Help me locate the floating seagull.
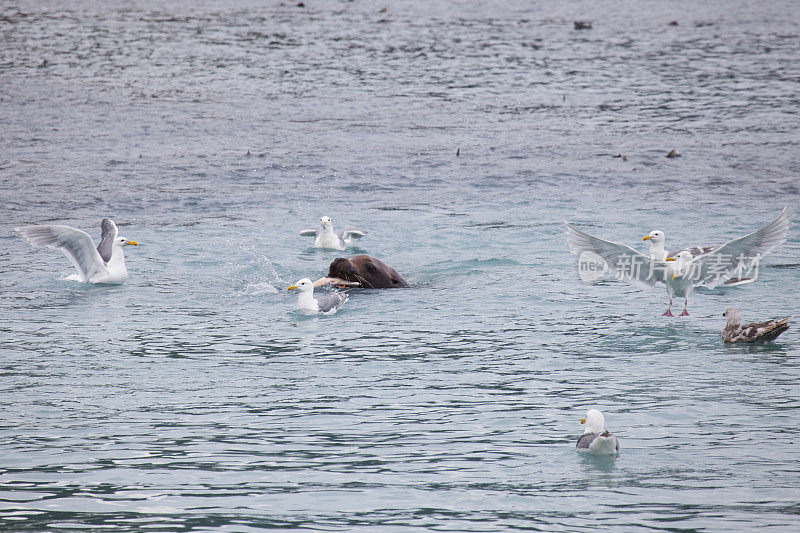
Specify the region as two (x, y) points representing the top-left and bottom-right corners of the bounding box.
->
(642, 230), (750, 286)
(14, 218), (138, 284)
(564, 207), (791, 315)
(576, 409), (619, 455)
(287, 278), (348, 314)
(299, 216), (368, 250)
(722, 308), (790, 343)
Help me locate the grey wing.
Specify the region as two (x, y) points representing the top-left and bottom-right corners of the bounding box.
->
(299, 228), (319, 237)
(14, 224), (105, 281)
(691, 207), (792, 289)
(576, 433), (597, 449)
(96, 218), (118, 263)
(667, 245), (716, 258)
(314, 292), (349, 313)
(564, 221), (666, 286)
(338, 228), (368, 240)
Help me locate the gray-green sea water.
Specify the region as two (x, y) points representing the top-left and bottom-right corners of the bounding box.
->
(2, 1), (799, 530)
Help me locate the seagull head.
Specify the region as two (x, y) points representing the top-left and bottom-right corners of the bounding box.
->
(287, 278), (314, 293)
(116, 236), (138, 247)
(722, 307), (741, 325)
(320, 216), (332, 229)
(642, 230), (665, 245)
(581, 409), (606, 434)
(666, 251), (693, 279)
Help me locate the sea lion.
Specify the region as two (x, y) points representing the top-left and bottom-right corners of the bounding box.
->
(314, 255), (409, 289)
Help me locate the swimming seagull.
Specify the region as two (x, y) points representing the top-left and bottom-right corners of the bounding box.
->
(287, 278), (349, 314)
(14, 218), (138, 284)
(576, 409), (619, 455)
(564, 207), (792, 316)
(299, 216), (368, 250)
(642, 230), (749, 286)
(722, 308), (790, 343)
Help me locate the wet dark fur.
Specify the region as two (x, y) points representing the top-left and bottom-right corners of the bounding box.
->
(327, 255), (409, 289)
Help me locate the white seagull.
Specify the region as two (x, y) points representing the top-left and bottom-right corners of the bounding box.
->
(642, 229), (749, 286)
(299, 216), (368, 250)
(576, 409), (619, 456)
(287, 278), (349, 314)
(15, 218), (138, 284)
(642, 229), (715, 261)
(662, 251), (694, 316)
(564, 207), (791, 316)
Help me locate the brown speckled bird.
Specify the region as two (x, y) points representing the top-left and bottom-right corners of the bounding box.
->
(722, 308), (790, 343)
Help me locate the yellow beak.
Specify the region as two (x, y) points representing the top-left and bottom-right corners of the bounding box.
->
(125, 240), (138, 246)
(580, 418), (586, 424)
(665, 257), (675, 261)
(287, 285), (297, 291)
(642, 235), (651, 241)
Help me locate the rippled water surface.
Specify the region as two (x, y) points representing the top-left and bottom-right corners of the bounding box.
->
(2, 0), (800, 530)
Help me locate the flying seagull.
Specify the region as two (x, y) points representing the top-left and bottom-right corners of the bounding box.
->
(564, 207), (791, 316)
(642, 229), (749, 286)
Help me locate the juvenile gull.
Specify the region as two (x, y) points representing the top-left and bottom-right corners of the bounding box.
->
(300, 216), (368, 250)
(564, 207), (792, 316)
(14, 218), (138, 284)
(576, 409), (619, 456)
(287, 278), (348, 314)
(722, 308), (790, 343)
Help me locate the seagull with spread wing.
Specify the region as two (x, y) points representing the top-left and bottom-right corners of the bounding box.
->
(299, 216), (368, 250)
(15, 218), (139, 284)
(641, 229), (751, 286)
(564, 207), (791, 316)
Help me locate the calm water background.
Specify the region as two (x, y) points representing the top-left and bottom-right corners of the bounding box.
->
(2, 0), (800, 530)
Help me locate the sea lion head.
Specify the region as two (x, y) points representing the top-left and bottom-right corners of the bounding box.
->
(327, 255), (409, 289)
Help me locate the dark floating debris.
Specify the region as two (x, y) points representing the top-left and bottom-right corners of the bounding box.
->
(574, 21), (592, 30)
(456, 147), (460, 157)
(379, 7), (387, 13)
(613, 154), (628, 161)
(666, 149), (680, 158)
(297, 2), (305, 7)
(694, 21), (714, 27)
(668, 20), (679, 26)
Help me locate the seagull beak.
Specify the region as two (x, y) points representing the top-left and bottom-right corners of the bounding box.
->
(124, 240), (138, 246)
(287, 285), (297, 291)
(580, 418), (586, 424)
(665, 257), (675, 261)
(642, 235), (651, 241)
(672, 273), (676, 280)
